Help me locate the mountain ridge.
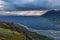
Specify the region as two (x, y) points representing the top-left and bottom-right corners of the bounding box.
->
(41, 10), (60, 25)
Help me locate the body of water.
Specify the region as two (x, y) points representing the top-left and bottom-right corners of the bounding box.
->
(0, 16), (59, 30)
(0, 16), (60, 40)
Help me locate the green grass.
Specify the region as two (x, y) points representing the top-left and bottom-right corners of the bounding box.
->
(0, 21), (53, 40)
(0, 28), (26, 40)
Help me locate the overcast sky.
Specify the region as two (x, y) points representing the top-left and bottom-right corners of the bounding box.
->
(0, 0), (60, 10)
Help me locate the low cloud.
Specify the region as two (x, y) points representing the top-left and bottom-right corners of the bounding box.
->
(0, 10), (47, 16)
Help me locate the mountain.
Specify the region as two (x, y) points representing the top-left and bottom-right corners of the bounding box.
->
(41, 10), (60, 25)
(42, 10), (60, 17)
(0, 21), (53, 40)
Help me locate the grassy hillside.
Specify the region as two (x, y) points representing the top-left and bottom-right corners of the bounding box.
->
(0, 21), (53, 40)
(0, 28), (26, 40)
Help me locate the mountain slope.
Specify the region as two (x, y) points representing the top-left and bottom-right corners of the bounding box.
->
(0, 28), (26, 40)
(0, 21), (53, 40)
(41, 10), (60, 25)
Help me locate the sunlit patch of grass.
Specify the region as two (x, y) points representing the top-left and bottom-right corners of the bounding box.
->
(0, 28), (26, 40)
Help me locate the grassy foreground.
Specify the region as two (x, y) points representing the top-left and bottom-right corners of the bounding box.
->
(0, 21), (53, 40)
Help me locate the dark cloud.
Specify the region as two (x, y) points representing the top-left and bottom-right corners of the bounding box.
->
(0, 0), (60, 11)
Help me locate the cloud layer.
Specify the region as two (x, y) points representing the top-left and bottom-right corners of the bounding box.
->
(0, 10), (47, 16)
(48, 0), (60, 9)
(0, 0), (60, 11)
